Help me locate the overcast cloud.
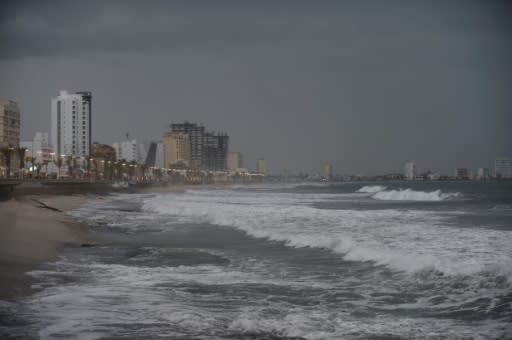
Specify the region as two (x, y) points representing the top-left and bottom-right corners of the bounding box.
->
(0, 0), (510, 174)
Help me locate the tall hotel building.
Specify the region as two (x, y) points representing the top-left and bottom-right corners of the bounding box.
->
(0, 100), (20, 148)
(162, 131), (191, 168)
(170, 122), (205, 168)
(51, 90), (92, 157)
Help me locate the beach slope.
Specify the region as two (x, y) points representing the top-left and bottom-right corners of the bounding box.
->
(0, 195), (89, 300)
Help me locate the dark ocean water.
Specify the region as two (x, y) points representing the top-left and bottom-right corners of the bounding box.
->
(1, 181), (512, 339)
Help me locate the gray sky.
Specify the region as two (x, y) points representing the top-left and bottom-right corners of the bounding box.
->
(0, 0), (510, 174)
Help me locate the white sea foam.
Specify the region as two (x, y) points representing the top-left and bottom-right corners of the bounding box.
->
(25, 257), (511, 340)
(228, 306), (511, 340)
(372, 188), (460, 201)
(356, 185), (387, 193)
(10, 187), (511, 340)
(140, 190), (511, 278)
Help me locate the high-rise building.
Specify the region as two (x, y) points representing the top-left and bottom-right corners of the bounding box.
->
(227, 152), (243, 171)
(162, 131), (191, 168)
(112, 139), (140, 162)
(256, 158), (267, 174)
(170, 122), (205, 168)
(0, 100), (21, 176)
(495, 158), (512, 179)
(0, 100), (20, 148)
(51, 90), (92, 157)
(321, 160), (332, 179)
(170, 122), (229, 170)
(20, 132), (53, 164)
(202, 132), (229, 171)
(404, 162), (416, 180)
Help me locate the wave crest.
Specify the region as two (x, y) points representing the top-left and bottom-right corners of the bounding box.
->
(372, 189), (460, 201)
(356, 185), (387, 193)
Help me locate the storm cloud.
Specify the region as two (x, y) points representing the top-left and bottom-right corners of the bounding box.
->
(1, 0), (511, 174)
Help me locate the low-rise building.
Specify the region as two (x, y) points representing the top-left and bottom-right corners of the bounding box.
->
(256, 158), (267, 175)
(321, 161), (332, 180)
(455, 167), (469, 180)
(20, 132), (53, 165)
(227, 152), (243, 171)
(476, 168), (490, 180)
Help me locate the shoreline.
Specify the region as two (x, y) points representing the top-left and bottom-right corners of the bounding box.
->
(0, 193), (92, 301)
(0, 182), (231, 302)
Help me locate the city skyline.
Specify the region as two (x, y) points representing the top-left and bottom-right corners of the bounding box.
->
(1, 1), (511, 174)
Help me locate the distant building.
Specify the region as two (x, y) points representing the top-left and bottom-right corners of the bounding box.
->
(91, 143), (116, 162)
(404, 162), (416, 180)
(0, 100), (20, 148)
(20, 132), (53, 164)
(495, 158), (512, 179)
(90, 143), (116, 174)
(227, 152), (243, 171)
(426, 172), (440, 181)
(476, 168), (490, 180)
(170, 122), (229, 170)
(321, 161), (332, 180)
(256, 158), (267, 174)
(51, 90), (92, 157)
(170, 122), (205, 168)
(155, 142), (165, 168)
(137, 143), (148, 164)
(202, 132), (229, 171)
(112, 139), (140, 163)
(455, 168), (469, 180)
(0, 100), (21, 176)
(162, 131), (191, 168)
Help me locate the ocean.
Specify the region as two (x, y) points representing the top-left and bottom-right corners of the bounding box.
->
(2, 181), (512, 339)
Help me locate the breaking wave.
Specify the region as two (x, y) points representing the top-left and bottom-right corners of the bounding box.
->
(372, 188), (460, 201)
(140, 190), (509, 279)
(356, 185), (387, 193)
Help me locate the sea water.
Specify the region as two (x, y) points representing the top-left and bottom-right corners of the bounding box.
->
(2, 181), (511, 339)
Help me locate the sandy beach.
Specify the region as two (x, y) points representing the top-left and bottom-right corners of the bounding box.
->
(0, 193), (91, 300)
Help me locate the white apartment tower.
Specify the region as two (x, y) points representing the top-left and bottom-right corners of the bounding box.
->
(51, 90), (92, 157)
(112, 139), (139, 163)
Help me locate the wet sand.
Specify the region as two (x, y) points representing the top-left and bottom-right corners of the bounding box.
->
(0, 194), (91, 300)
(0, 182), (227, 301)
